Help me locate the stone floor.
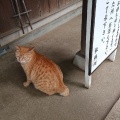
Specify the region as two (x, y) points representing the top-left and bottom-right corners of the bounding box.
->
(0, 15), (120, 120)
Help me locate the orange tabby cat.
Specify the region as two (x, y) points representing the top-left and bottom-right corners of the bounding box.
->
(15, 46), (69, 96)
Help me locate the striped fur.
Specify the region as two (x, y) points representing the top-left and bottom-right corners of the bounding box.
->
(15, 46), (69, 96)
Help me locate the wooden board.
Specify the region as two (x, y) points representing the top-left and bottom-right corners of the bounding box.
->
(89, 0), (120, 75)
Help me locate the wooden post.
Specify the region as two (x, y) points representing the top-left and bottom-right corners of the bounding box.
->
(73, 0), (87, 71)
(73, 0), (120, 88)
(84, 0), (93, 88)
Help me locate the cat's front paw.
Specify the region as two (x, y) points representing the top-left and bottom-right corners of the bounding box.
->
(23, 82), (29, 87)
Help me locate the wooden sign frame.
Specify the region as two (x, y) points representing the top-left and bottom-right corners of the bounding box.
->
(84, 0), (120, 88)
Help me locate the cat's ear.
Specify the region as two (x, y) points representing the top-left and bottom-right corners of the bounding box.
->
(28, 47), (35, 53)
(16, 45), (20, 50)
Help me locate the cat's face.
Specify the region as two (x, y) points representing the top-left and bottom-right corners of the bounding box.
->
(15, 46), (34, 64)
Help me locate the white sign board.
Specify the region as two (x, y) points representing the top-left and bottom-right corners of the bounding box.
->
(90, 0), (120, 74)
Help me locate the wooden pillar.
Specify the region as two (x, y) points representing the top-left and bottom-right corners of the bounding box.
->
(73, 0), (88, 70)
(80, 0), (87, 56)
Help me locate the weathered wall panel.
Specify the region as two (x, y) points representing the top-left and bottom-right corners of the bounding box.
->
(0, 0), (80, 38)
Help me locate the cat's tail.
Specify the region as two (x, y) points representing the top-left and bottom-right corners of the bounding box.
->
(59, 86), (69, 97)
